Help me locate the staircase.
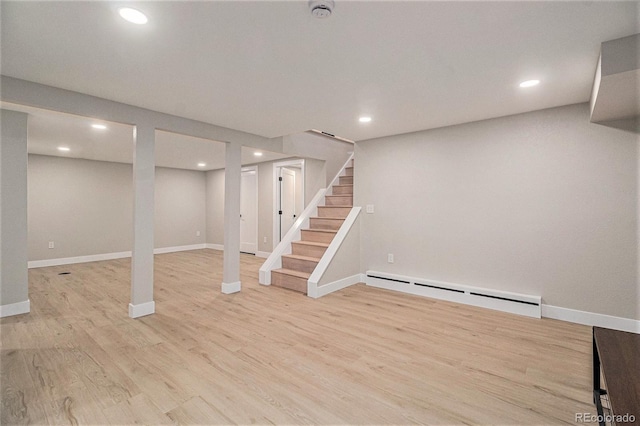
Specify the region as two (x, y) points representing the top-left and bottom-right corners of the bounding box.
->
(271, 159), (354, 293)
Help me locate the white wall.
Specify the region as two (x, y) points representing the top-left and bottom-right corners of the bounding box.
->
(356, 103), (639, 320)
(154, 167), (206, 248)
(28, 155), (207, 261)
(1, 110), (29, 311)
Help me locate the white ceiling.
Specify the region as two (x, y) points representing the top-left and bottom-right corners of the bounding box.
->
(2, 102), (290, 170)
(1, 2), (638, 141)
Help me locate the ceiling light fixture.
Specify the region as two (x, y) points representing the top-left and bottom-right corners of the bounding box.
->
(359, 116), (372, 123)
(91, 124), (107, 130)
(119, 7), (148, 25)
(254, 152), (263, 157)
(519, 79), (540, 88)
(197, 163), (206, 167)
(57, 147), (70, 152)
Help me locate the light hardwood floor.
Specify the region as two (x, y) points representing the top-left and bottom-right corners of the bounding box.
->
(2, 249), (596, 425)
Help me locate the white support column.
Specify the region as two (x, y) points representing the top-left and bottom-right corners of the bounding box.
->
(0, 110), (30, 318)
(130, 124), (155, 318)
(222, 142), (242, 294)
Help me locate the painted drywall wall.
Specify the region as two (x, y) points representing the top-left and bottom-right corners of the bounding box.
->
(205, 168), (225, 247)
(28, 155), (207, 261)
(356, 103), (639, 320)
(1, 110), (29, 308)
(282, 132), (351, 186)
(154, 167), (206, 248)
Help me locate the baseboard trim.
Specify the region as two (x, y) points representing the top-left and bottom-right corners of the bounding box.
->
(222, 281), (241, 294)
(542, 304), (640, 334)
(0, 299), (30, 318)
(255, 251), (271, 259)
(129, 301), (155, 318)
(29, 251), (132, 268)
(154, 244), (206, 254)
(206, 244), (224, 251)
(308, 273), (364, 298)
(28, 244), (208, 268)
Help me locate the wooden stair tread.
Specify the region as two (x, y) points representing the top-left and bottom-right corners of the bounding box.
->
(293, 240), (330, 247)
(301, 229), (337, 234)
(333, 184), (353, 187)
(320, 205), (352, 209)
(311, 216), (345, 220)
(282, 254), (321, 262)
(273, 268), (311, 279)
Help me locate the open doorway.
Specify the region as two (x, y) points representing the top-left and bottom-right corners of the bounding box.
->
(273, 159), (305, 247)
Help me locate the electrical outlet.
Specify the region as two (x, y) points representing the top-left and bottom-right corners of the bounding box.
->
(48, 241), (55, 249)
(196, 230), (201, 237)
(388, 253), (394, 263)
(366, 204), (374, 214)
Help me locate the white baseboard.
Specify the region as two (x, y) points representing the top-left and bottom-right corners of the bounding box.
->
(154, 244), (206, 254)
(0, 299), (30, 318)
(255, 251), (271, 259)
(206, 243), (224, 251)
(129, 301), (155, 318)
(28, 244), (209, 268)
(308, 273), (364, 298)
(542, 304), (640, 334)
(222, 281), (241, 294)
(29, 251), (132, 268)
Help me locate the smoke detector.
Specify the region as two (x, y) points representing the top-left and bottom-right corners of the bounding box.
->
(309, 0), (334, 18)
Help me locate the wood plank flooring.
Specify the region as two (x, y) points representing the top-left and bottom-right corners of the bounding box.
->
(2, 249), (596, 424)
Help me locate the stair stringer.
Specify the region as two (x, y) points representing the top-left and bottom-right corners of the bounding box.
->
(307, 207), (362, 298)
(259, 152), (355, 286)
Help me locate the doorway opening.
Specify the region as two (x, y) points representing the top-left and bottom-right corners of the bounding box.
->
(273, 159), (305, 249)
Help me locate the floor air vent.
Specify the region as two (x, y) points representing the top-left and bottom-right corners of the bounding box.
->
(365, 270), (541, 318)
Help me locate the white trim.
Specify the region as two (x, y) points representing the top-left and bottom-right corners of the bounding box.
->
(542, 304), (640, 334)
(273, 158), (305, 250)
(128, 301), (155, 318)
(28, 244), (209, 268)
(365, 271), (541, 318)
(221, 281), (241, 294)
(255, 251), (271, 259)
(154, 244), (206, 254)
(0, 299), (30, 318)
(307, 207), (362, 297)
(29, 251), (132, 268)
(308, 274), (364, 299)
(205, 243), (224, 251)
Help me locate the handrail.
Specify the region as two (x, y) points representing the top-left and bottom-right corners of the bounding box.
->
(259, 152), (354, 285)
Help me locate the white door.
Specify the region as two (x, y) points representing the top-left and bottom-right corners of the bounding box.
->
(279, 168), (296, 241)
(240, 170), (257, 254)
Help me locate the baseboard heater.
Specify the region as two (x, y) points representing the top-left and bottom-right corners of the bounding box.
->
(365, 270), (541, 318)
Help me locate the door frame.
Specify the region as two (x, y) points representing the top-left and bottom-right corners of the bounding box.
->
(272, 159), (305, 250)
(240, 166), (258, 254)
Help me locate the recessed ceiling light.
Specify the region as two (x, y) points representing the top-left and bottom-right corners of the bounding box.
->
(359, 116), (372, 123)
(57, 147), (70, 152)
(519, 80), (540, 88)
(91, 124), (107, 130)
(197, 163), (206, 167)
(254, 152), (263, 157)
(119, 7), (148, 25)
